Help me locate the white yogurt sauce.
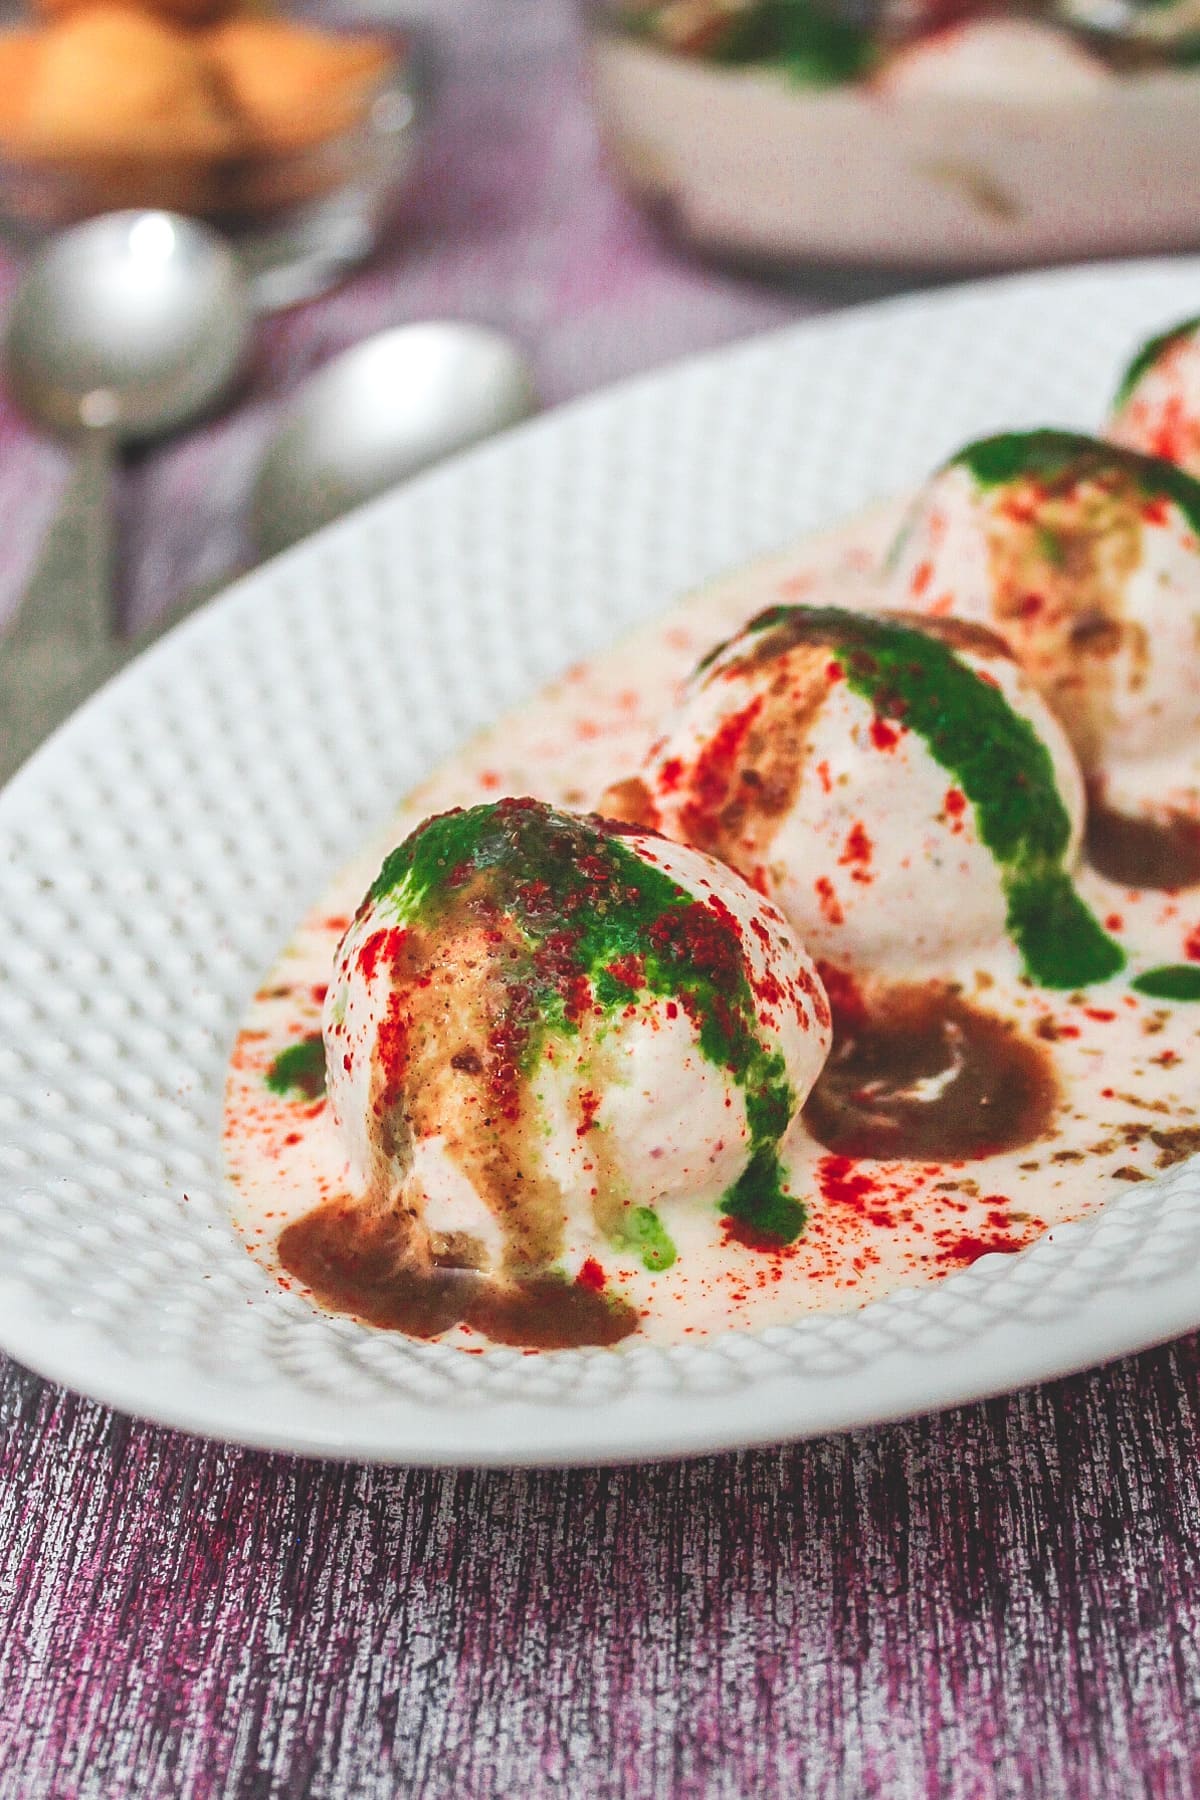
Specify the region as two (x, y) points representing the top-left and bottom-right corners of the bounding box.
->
(224, 501), (1200, 1349)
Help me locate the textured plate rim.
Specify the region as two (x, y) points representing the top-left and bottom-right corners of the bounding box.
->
(2, 255), (1200, 1465)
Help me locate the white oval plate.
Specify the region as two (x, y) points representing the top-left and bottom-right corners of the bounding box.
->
(5, 260), (1200, 1467)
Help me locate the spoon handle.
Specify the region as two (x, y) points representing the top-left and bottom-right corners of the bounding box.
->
(0, 568), (231, 789)
(7, 428), (113, 654)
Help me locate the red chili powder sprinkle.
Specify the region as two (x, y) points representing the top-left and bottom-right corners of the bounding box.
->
(934, 1232), (1024, 1268)
(845, 820), (874, 867)
(577, 1091), (602, 1137)
(678, 696), (765, 841)
(356, 926), (407, 986)
(1145, 395), (1186, 463)
(1105, 913), (1124, 932)
(817, 1154), (873, 1211)
(826, 660), (845, 683)
(704, 892), (745, 946)
(1184, 925), (1200, 962)
(577, 1258), (606, 1292)
(720, 1216), (797, 1257)
(658, 757), (684, 793)
(605, 954), (645, 990)
(816, 759), (833, 794)
(1084, 1008), (1116, 1023)
(690, 697), (763, 806)
(816, 1154), (905, 1230)
(754, 969), (784, 1011)
(869, 717), (900, 752)
(1000, 490), (1040, 526)
(375, 991), (410, 1109)
(910, 559), (933, 597)
(814, 877), (844, 926)
(944, 788), (966, 819)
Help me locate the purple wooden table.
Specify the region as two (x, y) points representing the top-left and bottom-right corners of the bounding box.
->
(3, 3), (1200, 1794)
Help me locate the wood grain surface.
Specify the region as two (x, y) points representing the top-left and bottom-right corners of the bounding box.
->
(3, 0), (1199, 1794)
(3, 1339), (1200, 1798)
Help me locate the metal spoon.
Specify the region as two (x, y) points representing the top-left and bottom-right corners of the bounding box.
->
(251, 322), (537, 559)
(0, 314), (534, 785)
(4, 210), (252, 653)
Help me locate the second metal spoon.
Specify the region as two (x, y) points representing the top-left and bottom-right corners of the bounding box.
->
(5, 210), (252, 653)
(0, 314), (535, 785)
(251, 322), (537, 559)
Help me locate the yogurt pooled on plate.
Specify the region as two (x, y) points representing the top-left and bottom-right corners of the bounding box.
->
(291, 798), (831, 1344)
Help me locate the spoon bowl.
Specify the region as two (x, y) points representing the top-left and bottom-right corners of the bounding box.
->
(252, 322), (536, 558)
(6, 209), (251, 444)
(3, 209), (252, 651)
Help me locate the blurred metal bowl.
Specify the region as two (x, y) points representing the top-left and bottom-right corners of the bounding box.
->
(0, 20), (426, 312)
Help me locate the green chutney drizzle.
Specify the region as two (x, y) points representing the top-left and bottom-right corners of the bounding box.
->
(1112, 316), (1200, 409)
(952, 429), (1200, 541)
(618, 1206), (679, 1272)
(627, 0), (878, 87)
(1131, 965), (1200, 1001)
(265, 1034), (326, 1100)
(710, 0), (877, 87)
(736, 605), (1125, 989)
(721, 1144), (806, 1241)
(365, 799), (804, 1240)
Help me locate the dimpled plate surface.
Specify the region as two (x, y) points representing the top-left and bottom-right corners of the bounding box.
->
(5, 261), (1200, 1466)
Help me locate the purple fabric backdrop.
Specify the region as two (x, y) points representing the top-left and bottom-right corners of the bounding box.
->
(2, 1), (1200, 1794)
